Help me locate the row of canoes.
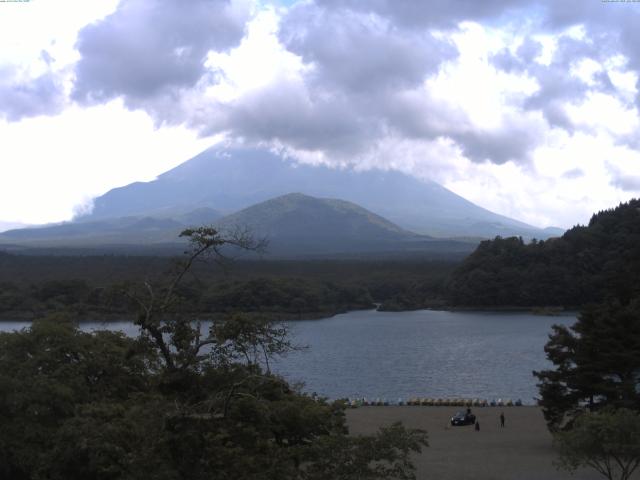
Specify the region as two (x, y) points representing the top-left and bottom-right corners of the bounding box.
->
(343, 397), (524, 407)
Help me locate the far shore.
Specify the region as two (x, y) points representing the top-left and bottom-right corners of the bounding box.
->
(0, 305), (579, 323)
(347, 406), (614, 480)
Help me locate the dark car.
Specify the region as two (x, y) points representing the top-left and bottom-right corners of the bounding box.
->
(450, 410), (476, 426)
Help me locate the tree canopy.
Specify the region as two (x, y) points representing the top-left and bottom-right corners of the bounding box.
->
(448, 199), (640, 307)
(554, 408), (640, 480)
(534, 298), (640, 430)
(0, 227), (428, 480)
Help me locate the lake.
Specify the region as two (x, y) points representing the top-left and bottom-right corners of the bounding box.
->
(0, 309), (575, 404)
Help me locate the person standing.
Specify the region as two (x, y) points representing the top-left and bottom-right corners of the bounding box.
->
(475, 420), (480, 431)
(500, 411), (505, 428)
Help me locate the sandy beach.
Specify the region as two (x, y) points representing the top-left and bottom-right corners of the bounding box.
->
(347, 406), (635, 480)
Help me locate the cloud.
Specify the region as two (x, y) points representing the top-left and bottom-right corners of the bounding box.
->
(72, 0), (250, 107)
(211, 79), (378, 155)
(60, 0), (640, 206)
(0, 67), (65, 121)
(63, 0), (640, 172)
(492, 31), (625, 130)
(312, 0), (527, 29)
(612, 173), (640, 192)
(562, 168), (583, 179)
(279, 3), (454, 93)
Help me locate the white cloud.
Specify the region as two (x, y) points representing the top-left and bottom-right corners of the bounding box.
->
(2, 0), (640, 231)
(0, 101), (213, 224)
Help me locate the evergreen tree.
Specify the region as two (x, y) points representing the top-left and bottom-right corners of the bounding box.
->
(534, 299), (640, 430)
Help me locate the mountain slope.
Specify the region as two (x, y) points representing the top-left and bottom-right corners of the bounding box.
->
(215, 193), (422, 255)
(0, 194), (476, 258)
(0, 221), (28, 233)
(81, 147), (557, 239)
(0, 208), (221, 247)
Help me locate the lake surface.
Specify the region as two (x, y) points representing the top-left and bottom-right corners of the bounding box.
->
(0, 309), (575, 404)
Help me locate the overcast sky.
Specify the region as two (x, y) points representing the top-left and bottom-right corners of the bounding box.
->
(1, 0), (640, 229)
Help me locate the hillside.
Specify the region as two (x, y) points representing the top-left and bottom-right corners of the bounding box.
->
(447, 199), (640, 307)
(0, 208), (221, 248)
(0, 193), (476, 258)
(79, 147), (559, 239)
(215, 193), (422, 255)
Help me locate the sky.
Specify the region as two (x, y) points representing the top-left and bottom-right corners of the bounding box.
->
(1, 0), (640, 230)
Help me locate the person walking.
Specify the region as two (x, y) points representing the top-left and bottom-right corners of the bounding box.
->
(475, 420), (480, 431)
(500, 412), (505, 428)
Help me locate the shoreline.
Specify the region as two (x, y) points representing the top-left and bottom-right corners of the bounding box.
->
(0, 305), (579, 323)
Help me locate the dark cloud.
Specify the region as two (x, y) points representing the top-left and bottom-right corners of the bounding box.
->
(72, 0), (248, 106)
(0, 67), (64, 121)
(612, 173), (640, 192)
(222, 0), (540, 165)
(203, 80), (383, 155)
(451, 125), (542, 165)
(63, 0), (640, 170)
(279, 3), (455, 93)
(217, 0), (640, 167)
(191, 2), (459, 160)
(313, 0), (527, 29)
(562, 168), (584, 180)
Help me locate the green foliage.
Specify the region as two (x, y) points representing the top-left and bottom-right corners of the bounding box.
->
(0, 318), (427, 480)
(300, 422), (428, 480)
(554, 408), (640, 480)
(534, 299), (640, 430)
(0, 229), (429, 479)
(0, 256), (458, 319)
(200, 277), (374, 316)
(0, 314), (154, 480)
(448, 199), (640, 307)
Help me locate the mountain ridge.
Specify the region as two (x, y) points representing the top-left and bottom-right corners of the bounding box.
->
(0, 193), (478, 258)
(80, 147), (560, 239)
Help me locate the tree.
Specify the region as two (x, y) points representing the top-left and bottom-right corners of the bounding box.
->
(0, 313), (155, 480)
(534, 298), (640, 430)
(124, 226), (269, 373)
(554, 408), (640, 480)
(0, 227), (429, 480)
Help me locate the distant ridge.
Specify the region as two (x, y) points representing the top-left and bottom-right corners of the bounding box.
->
(0, 193), (478, 258)
(80, 147), (560, 239)
(0, 208), (221, 248)
(0, 221), (28, 233)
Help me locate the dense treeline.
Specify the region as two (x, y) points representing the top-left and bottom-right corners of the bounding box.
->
(448, 199), (640, 307)
(0, 278), (374, 320)
(0, 255), (457, 319)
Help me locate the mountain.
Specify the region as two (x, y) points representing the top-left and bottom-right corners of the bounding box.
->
(0, 194), (476, 258)
(0, 221), (28, 233)
(80, 147), (559, 239)
(215, 193), (422, 255)
(0, 208), (221, 248)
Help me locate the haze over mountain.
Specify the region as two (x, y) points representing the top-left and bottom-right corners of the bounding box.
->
(0, 147), (564, 256)
(0, 193), (477, 258)
(81, 147), (562, 239)
(0, 221), (28, 234)
(0, 208), (221, 248)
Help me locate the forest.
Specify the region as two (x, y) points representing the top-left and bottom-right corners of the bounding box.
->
(0, 253), (456, 320)
(2, 200), (640, 320)
(447, 199), (640, 307)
